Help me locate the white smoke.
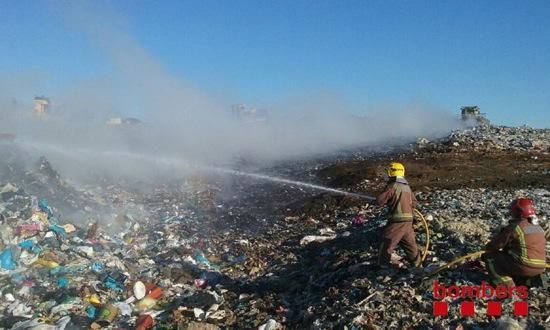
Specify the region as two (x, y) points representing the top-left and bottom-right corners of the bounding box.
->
(0, 2), (463, 183)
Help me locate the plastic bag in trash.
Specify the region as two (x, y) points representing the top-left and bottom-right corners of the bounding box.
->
(259, 319), (284, 330)
(38, 199), (53, 217)
(10, 316), (71, 330)
(19, 239), (35, 249)
(49, 224), (67, 238)
(193, 250), (211, 268)
(0, 247), (17, 270)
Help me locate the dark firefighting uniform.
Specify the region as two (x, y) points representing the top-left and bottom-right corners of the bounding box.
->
(376, 177), (421, 266)
(483, 218), (546, 285)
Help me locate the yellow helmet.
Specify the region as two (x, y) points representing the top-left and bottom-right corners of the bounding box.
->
(386, 162), (405, 177)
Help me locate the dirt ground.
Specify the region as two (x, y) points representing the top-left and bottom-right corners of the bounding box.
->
(288, 150), (550, 216)
(318, 151), (550, 192)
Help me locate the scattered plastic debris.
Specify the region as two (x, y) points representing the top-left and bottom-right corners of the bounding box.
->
(0, 123), (548, 328)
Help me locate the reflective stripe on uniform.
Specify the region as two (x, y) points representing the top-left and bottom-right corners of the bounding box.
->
(509, 226), (546, 267)
(392, 213), (413, 219)
(522, 225), (544, 234)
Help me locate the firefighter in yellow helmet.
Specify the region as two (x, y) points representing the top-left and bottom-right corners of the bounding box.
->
(376, 162), (421, 267)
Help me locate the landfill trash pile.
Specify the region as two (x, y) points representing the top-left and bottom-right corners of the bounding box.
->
(417, 187), (550, 269)
(0, 142), (101, 218)
(415, 124), (550, 153)
(0, 121), (549, 329)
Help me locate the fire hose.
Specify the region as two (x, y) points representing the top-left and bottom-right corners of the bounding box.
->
(412, 209), (550, 276)
(414, 209), (430, 263)
(426, 250), (550, 277)
(354, 194), (430, 262)
(362, 198), (547, 272)
(426, 251), (486, 277)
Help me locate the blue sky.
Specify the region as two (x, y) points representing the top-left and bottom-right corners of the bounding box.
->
(1, 0), (549, 127)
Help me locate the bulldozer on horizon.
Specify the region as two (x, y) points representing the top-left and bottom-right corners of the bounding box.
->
(461, 106), (490, 125)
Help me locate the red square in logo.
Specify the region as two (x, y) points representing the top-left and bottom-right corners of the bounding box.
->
(460, 301), (475, 317)
(513, 301), (528, 317)
(487, 301), (502, 317)
(433, 301), (448, 316)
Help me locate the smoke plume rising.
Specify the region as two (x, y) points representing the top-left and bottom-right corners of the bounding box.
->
(0, 2), (463, 184)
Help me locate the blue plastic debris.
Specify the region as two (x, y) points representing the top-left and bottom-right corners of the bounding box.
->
(91, 262), (104, 273)
(31, 245), (42, 255)
(86, 305), (98, 318)
(103, 275), (124, 292)
(57, 277), (70, 287)
(193, 249), (211, 267)
(19, 239), (34, 249)
(38, 199), (53, 217)
(0, 248), (17, 270)
(50, 266), (69, 275)
(38, 199), (60, 224)
(49, 224), (67, 238)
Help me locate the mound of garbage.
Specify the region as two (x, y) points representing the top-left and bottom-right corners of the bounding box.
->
(416, 124), (550, 153)
(0, 122), (549, 329)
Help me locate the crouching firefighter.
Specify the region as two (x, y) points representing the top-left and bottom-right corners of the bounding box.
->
(483, 198), (547, 287)
(376, 162), (421, 268)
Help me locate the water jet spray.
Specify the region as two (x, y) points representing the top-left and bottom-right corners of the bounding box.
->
(15, 139), (376, 200)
